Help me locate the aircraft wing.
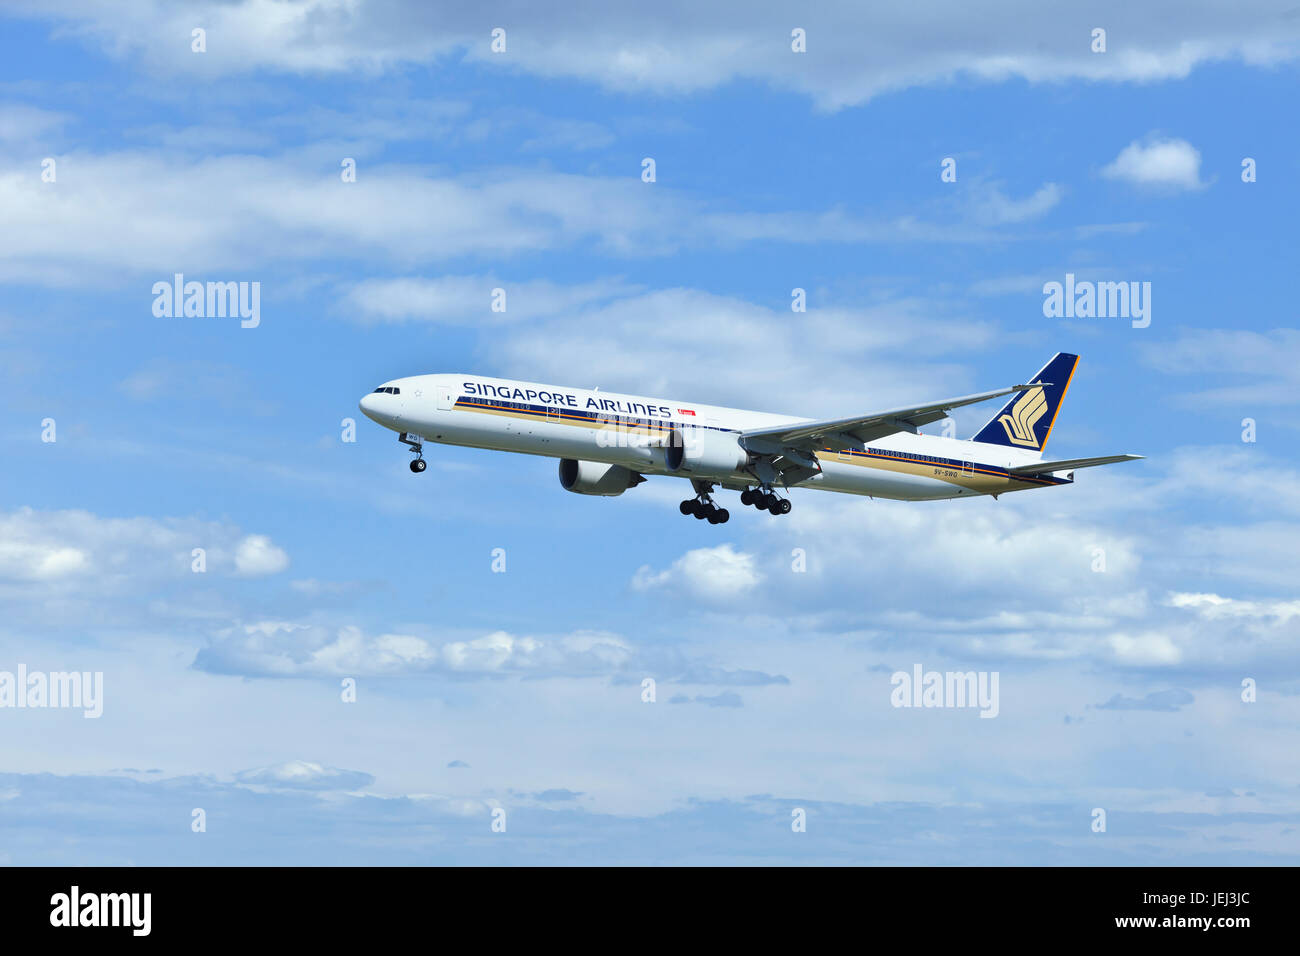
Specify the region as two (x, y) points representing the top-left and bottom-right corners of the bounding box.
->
(739, 383), (1040, 452)
(1008, 454), (1143, 475)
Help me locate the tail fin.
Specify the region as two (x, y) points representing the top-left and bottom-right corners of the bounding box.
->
(971, 352), (1079, 454)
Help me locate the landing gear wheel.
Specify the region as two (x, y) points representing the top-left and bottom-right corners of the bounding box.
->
(777, 498), (791, 515)
(715, 508), (730, 524)
(740, 489), (756, 506)
(760, 493), (777, 510)
(707, 508), (723, 524)
(410, 458), (427, 473)
(693, 503), (709, 519)
(679, 500), (694, 515)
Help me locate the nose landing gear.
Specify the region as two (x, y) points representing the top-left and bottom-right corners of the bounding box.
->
(400, 432), (426, 473)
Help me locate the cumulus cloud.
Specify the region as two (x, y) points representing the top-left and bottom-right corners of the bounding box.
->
(622, 471), (1300, 676)
(233, 534), (290, 576)
(1101, 136), (1206, 190)
(632, 544), (762, 600)
(763, 494), (1143, 603)
(0, 538), (88, 581)
(0, 506), (285, 592)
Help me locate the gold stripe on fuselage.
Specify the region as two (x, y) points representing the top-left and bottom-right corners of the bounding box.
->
(458, 400), (1060, 491)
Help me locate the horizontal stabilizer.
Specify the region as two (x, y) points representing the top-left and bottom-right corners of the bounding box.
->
(1008, 454), (1143, 476)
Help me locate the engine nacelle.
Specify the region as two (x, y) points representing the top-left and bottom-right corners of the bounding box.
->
(558, 459), (639, 496)
(664, 427), (749, 477)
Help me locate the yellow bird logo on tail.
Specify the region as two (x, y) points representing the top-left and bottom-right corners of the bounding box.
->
(997, 386), (1048, 447)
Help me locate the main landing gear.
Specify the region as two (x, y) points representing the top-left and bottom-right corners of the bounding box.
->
(679, 490), (730, 524)
(678, 481), (792, 522)
(400, 432), (427, 473)
(740, 486), (791, 515)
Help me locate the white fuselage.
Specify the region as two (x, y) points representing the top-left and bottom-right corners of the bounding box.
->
(358, 373), (1070, 500)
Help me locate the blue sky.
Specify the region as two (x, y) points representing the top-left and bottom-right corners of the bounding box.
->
(2, 1), (1299, 864)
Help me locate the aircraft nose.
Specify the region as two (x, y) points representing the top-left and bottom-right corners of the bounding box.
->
(359, 390), (404, 429)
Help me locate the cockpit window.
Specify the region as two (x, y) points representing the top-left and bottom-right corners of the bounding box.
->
(372, 386), (401, 394)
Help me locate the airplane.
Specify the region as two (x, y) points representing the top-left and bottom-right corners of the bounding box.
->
(358, 352), (1140, 524)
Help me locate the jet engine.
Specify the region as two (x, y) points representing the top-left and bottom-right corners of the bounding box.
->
(558, 459), (642, 496)
(664, 427), (749, 477)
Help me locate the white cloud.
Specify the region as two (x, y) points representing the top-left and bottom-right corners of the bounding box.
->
(0, 507), (286, 592)
(0, 148), (1065, 287)
(197, 621), (637, 677)
(192, 618), (790, 684)
(0, 539), (88, 581)
(1107, 631), (1184, 666)
(14, 1), (1300, 110)
(1168, 592), (1300, 623)
(1140, 329), (1300, 407)
(494, 286), (995, 415)
(1147, 446), (1300, 519)
(0, 103), (68, 142)
(633, 544), (762, 600)
(970, 182), (1063, 225)
(0, 155), (686, 284)
(342, 275), (635, 324)
(1102, 136), (1206, 190)
(234, 760), (373, 791)
(233, 534), (290, 576)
